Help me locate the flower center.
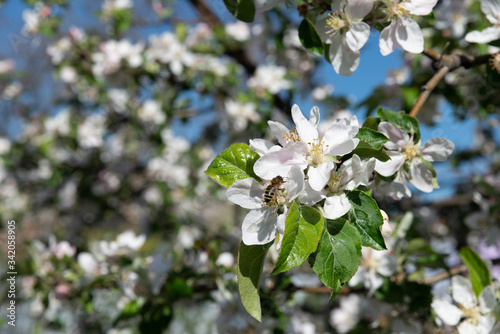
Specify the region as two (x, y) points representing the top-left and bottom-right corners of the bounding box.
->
(461, 305), (481, 324)
(403, 142), (419, 161)
(390, 2), (410, 18)
(325, 12), (347, 37)
(306, 138), (328, 167)
(282, 129), (301, 143)
(327, 169), (343, 194)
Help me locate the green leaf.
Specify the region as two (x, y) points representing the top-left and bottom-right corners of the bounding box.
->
(346, 190), (386, 250)
(223, 0), (255, 22)
(352, 141), (390, 162)
(237, 241), (272, 322)
(355, 128), (388, 150)
(375, 107), (421, 142)
(272, 202), (323, 275)
(309, 218), (362, 301)
(362, 116), (380, 130)
(205, 143), (260, 187)
(298, 18), (324, 57)
(459, 247), (491, 297)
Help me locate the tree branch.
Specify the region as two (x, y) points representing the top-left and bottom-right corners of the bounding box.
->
(409, 48), (494, 117)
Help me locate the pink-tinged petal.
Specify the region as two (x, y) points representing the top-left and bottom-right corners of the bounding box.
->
(309, 106), (320, 128)
(285, 166), (305, 199)
(253, 146), (308, 179)
(409, 160), (433, 192)
(375, 151), (405, 177)
(378, 122), (409, 150)
(431, 298), (464, 326)
(465, 26), (500, 44)
(308, 160), (335, 191)
(241, 209), (279, 245)
(379, 20), (399, 56)
(479, 285), (496, 314)
(405, 0), (437, 15)
(330, 0), (344, 12)
(346, 0), (374, 20)
(421, 137), (454, 161)
(268, 121), (290, 146)
(452, 275), (477, 309)
(329, 34), (361, 76)
(249, 138), (277, 156)
(480, 0), (500, 24)
(324, 193), (351, 219)
(292, 104), (318, 143)
(298, 181), (326, 205)
(345, 21), (371, 51)
(226, 178), (264, 209)
(395, 17), (424, 54)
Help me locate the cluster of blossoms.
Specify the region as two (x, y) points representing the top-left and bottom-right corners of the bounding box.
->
(313, 0), (440, 75)
(226, 104), (454, 246)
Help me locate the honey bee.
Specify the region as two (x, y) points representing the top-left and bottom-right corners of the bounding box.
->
(263, 176), (286, 204)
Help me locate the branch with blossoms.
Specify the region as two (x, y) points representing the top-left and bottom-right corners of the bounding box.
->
(205, 103), (455, 320)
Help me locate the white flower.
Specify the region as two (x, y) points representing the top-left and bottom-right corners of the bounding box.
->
(254, 105), (359, 191)
(0, 137), (12, 155)
(92, 40), (144, 77)
(102, 0), (133, 14)
(329, 294), (365, 333)
(225, 21), (251, 42)
(226, 166), (304, 247)
(315, 0), (374, 76)
(465, 0), (500, 44)
(215, 252), (235, 267)
(432, 275), (497, 334)
(138, 100), (166, 124)
(434, 0), (471, 38)
(225, 100), (260, 132)
(374, 121), (454, 192)
(348, 246), (397, 295)
(47, 37), (72, 65)
(146, 32), (195, 75)
(0, 59), (15, 74)
(77, 113), (106, 148)
(247, 65), (291, 95)
(379, 0), (438, 55)
(60, 66), (78, 83)
(50, 241), (76, 259)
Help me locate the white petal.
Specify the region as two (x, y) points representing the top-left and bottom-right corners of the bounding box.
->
(77, 252), (98, 274)
(345, 22), (371, 51)
(285, 166), (305, 199)
(476, 315), (496, 333)
(308, 160), (335, 191)
(324, 193), (351, 219)
(226, 178), (264, 209)
(378, 122), (409, 150)
(374, 151), (405, 177)
(465, 27), (500, 44)
(395, 17), (424, 54)
(379, 20), (399, 56)
(298, 181), (326, 205)
(431, 298), (464, 326)
(346, 0), (374, 20)
(315, 17), (336, 44)
(376, 253), (398, 276)
(479, 285), (496, 314)
(452, 275), (477, 309)
(340, 155), (375, 190)
(292, 104), (318, 144)
(249, 138), (277, 156)
(309, 106), (320, 128)
(480, 0), (500, 24)
(376, 179), (412, 199)
(406, 0), (438, 15)
(268, 121), (290, 146)
(329, 34), (361, 76)
(253, 146), (308, 179)
(324, 116), (360, 156)
(409, 160), (433, 192)
(421, 138), (454, 161)
(241, 209), (278, 245)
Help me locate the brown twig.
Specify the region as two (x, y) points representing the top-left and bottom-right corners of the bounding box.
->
(409, 48), (493, 117)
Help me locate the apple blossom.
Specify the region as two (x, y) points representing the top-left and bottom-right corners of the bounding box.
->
(226, 166), (304, 247)
(374, 122), (454, 192)
(432, 275), (497, 334)
(254, 105), (360, 192)
(315, 0), (374, 76)
(465, 0), (500, 43)
(379, 0), (438, 56)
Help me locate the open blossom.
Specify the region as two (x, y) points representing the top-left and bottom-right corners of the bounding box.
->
(379, 0), (438, 55)
(315, 0), (374, 76)
(146, 32), (195, 75)
(226, 166), (304, 247)
(247, 65), (291, 95)
(374, 122), (454, 192)
(224, 99), (260, 132)
(432, 276), (497, 334)
(254, 104), (359, 192)
(465, 0), (500, 44)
